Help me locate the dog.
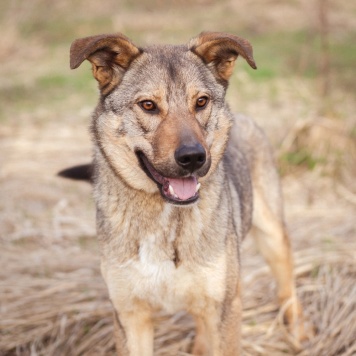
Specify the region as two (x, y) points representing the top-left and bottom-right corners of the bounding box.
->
(61, 31), (307, 355)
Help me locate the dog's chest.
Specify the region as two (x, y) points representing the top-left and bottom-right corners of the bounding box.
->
(105, 231), (227, 314)
(102, 202), (230, 314)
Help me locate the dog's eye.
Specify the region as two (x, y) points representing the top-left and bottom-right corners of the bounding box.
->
(196, 96), (209, 110)
(139, 100), (157, 112)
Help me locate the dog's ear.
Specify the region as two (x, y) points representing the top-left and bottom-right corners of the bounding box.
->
(70, 33), (142, 95)
(189, 32), (257, 84)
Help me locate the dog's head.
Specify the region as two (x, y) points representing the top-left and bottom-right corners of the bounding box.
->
(70, 32), (256, 205)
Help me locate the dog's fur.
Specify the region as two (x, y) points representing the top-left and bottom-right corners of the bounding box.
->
(65, 32), (307, 355)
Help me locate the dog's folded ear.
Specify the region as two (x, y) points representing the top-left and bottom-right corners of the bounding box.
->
(189, 32), (257, 84)
(70, 33), (142, 95)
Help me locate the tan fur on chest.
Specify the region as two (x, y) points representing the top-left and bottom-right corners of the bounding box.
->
(101, 199), (229, 315)
(103, 238), (228, 315)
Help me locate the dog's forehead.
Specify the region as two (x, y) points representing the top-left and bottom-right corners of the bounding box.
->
(143, 44), (190, 64)
(132, 44), (212, 88)
(112, 43), (224, 104)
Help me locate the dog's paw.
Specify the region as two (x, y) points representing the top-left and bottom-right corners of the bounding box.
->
(288, 313), (316, 345)
(191, 337), (209, 356)
(281, 299), (316, 348)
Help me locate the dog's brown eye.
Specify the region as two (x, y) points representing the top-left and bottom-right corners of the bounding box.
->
(196, 96), (209, 109)
(139, 100), (157, 112)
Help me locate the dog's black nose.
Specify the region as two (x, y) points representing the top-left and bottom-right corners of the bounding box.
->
(175, 143), (206, 172)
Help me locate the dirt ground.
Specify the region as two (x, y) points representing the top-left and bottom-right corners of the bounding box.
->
(1, 1), (355, 355)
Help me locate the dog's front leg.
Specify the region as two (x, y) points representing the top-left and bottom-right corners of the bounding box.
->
(112, 305), (154, 356)
(192, 293), (242, 356)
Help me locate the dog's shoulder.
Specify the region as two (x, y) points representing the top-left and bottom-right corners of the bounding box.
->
(225, 113), (274, 174)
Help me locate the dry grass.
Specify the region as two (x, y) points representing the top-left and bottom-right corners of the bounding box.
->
(1, 0), (356, 355)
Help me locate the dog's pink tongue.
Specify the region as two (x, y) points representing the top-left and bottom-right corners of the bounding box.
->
(168, 177), (197, 200)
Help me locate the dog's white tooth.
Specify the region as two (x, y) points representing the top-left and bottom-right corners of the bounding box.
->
(169, 184), (175, 196)
(196, 183), (201, 192)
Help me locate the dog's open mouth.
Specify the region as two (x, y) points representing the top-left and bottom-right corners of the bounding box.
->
(137, 153), (200, 205)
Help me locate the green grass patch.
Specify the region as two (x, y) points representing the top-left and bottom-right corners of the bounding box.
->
(247, 66), (276, 81)
(0, 66), (96, 123)
(0, 84), (40, 121)
(281, 149), (320, 170)
(78, 235), (98, 251)
(331, 34), (356, 68)
(322, 237), (334, 246)
(245, 29), (356, 86)
(350, 126), (356, 139)
(37, 69), (94, 92)
(279, 148), (326, 175)
(310, 265), (320, 279)
(245, 30), (320, 80)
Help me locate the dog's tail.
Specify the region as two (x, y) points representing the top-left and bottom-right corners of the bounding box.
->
(58, 164), (93, 182)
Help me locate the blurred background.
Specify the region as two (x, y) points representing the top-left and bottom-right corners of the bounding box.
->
(0, 1), (355, 355)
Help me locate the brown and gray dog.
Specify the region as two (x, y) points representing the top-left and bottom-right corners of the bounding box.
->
(62, 32), (307, 355)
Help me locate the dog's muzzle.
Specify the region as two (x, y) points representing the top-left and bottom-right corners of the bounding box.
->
(137, 152), (201, 205)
